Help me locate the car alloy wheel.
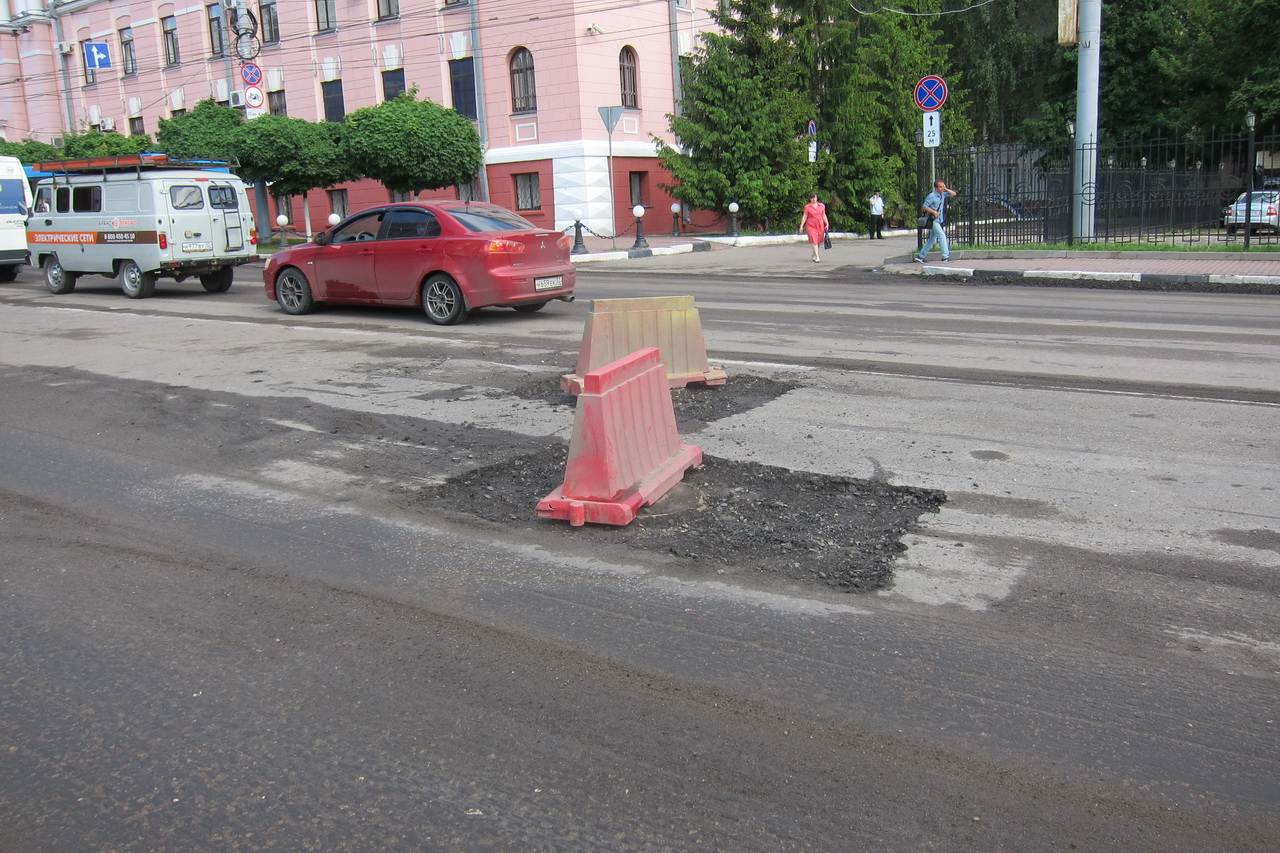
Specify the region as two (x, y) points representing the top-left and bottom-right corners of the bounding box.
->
(276, 269), (313, 315)
(422, 275), (465, 325)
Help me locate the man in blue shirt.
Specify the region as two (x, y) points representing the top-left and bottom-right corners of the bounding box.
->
(915, 179), (958, 263)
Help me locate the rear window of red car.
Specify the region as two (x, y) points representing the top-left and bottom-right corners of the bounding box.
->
(447, 206), (537, 233)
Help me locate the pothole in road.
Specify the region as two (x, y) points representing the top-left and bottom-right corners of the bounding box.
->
(508, 373), (800, 432)
(420, 451), (946, 593)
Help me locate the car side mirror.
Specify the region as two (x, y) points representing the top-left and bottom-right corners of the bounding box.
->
(314, 231), (330, 246)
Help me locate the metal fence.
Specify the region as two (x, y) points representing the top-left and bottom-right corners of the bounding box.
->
(918, 132), (1280, 247)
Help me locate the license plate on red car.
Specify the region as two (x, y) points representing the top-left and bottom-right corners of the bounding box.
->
(534, 276), (563, 291)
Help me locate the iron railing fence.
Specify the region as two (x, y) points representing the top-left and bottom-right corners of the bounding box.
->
(917, 132), (1280, 247)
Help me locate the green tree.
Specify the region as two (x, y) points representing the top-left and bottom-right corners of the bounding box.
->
(156, 99), (243, 160)
(60, 129), (152, 158)
(0, 139), (59, 163)
(343, 91), (482, 193)
(658, 33), (815, 228)
(234, 115), (350, 195)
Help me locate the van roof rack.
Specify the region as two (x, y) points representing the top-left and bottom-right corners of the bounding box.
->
(31, 152), (236, 175)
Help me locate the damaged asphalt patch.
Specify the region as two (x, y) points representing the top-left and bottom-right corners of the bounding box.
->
(421, 450), (945, 593)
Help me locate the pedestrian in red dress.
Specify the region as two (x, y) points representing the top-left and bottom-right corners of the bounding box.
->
(799, 193), (829, 263)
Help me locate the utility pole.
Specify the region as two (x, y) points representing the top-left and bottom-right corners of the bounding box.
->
(469, 0), (491, 201)
(1071, 0), (1101, 241)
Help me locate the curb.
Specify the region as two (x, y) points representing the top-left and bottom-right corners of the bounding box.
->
(571, 241), (714, 264)
(881, 263), (1280, 294)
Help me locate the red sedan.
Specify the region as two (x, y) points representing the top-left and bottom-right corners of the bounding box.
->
(263, 201), (576, 324)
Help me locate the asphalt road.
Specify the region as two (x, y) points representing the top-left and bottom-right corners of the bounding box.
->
(1, 250), (1278, 850)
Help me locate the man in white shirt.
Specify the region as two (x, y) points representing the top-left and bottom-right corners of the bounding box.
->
(868, 191), (885, 239)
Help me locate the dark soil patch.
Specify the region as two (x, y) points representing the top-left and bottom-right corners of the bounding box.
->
(509, 373), (800, 432)
(421, 450), (946, 593)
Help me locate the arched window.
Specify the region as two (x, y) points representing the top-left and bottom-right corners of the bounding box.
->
(509, 47), (537, 113)
(619, 47), (638, 109)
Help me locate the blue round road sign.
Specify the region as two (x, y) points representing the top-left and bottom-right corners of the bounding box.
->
(914, 75), (948, 111)
(240, 62), (263, 86)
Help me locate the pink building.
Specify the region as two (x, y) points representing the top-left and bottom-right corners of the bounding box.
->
(0, 0), (720, 235)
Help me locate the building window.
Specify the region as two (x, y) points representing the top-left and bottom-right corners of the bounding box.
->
(208, 4), (226, 57)
(382, 69), (405, 101)
(327, 189), (349, 219)
(129, 116), (145, 136)
(80, 40), (96, 85)
(456, 176), (482, 201)
(377, 0), (399, 20)
(514, 173), (540, 210)
(163, 16), (180, 66)
(321, 79), (345, 122)
(620, 46), (638, 109)
(509, 47), (536, 113)
(629, 171), (647, 206)
(260, 0), (279, 43)
(119, 27), (137, 76)
(171, 108), (186, 118)
(389, 189), (414, 202)
(448, 58), (476, 120)
(268, 89), (287, 115)
(314, 0), (336, 32)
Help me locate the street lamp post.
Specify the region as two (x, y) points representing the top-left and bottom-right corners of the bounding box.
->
(1245, 110), (1256, 251)
(570, 209), (588, 255)
(276, 213), (288, 248)
(670, 202), (681, 237)
(631, 204), (649, 250)
(727, 201), (740, 238)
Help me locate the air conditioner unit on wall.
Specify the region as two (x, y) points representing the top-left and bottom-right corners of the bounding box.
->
(229, 90), (246, 108)
(57, 41), (74, 55)
(99, 117), (115, 131)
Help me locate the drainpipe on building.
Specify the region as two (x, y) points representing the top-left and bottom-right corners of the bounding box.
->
(667, 0), (682, 115)
(49, 2), (78, 136)
(469, 0), (491, 201)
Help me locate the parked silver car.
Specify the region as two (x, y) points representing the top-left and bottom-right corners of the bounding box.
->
(1224, 190), (1279, 235)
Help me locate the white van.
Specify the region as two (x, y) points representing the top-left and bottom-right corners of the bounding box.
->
(27, 156), (257, 298)
(0, 155), (33, 283)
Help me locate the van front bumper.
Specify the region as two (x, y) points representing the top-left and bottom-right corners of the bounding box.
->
(0, 249), (28, 265)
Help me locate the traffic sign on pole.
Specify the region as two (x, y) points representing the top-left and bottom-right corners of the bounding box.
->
(914, 76), (948, 112)
(244, 85), (265, 109)
(240, 62), (263, 86)
(922, 111), (942, 148)
(83, 42), (111, 70)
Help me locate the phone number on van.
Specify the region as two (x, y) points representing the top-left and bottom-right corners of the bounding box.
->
(28, 231), (159, 245)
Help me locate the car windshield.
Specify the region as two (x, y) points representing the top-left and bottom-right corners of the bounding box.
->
(0, 178), (26, 215)
(447, 205), (536, 233)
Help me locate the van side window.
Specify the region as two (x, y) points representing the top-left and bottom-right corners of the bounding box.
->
(55, 187), (71, 213)
(34, 187), (53, 213)
(170, 186), (204, 210)
(72, 185), (101, 213)
(209, 186), (239, 209)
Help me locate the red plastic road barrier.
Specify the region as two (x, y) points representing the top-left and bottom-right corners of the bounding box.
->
(537, 347), (702, 527)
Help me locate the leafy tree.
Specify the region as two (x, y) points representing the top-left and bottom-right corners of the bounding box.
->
(658, 33), (815, 228)
(343, 91), (482, 193)
(233, 115), (350, 195)
(0, 138), (59, 163)
(156, 99), (243, 160)
(61, 129), (152, 158)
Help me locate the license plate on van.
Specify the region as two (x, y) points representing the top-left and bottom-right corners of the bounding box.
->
(534, 276), (563, 291)
(181, 241), (213, 253)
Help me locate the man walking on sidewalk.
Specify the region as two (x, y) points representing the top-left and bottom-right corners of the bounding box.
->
(869, 191), (885, 239)
(915, 180), (958, 263)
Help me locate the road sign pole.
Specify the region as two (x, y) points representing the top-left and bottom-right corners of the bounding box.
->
(1072, 0), (1101, 241)
(607, 130), (616, 249)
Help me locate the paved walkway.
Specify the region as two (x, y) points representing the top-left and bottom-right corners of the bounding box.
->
(904, 255), (1280, 276)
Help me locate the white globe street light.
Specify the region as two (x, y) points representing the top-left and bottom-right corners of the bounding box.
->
(630, 204), (649, 250)
(328, 213), (341, 227)
(670, 202), (681, 237)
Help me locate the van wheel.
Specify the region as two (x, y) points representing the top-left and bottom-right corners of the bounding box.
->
(275, 268), (314, 315)
(43, 255), (77, 294)
(422, 274), (466, 325)
(200, 267), (234, 293)
(119, 260), (156, 299)
(0, 265), (19, 283)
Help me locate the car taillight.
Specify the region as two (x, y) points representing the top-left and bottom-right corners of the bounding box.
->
(249, 227), (258, 245)
(158, 232), (168, 250)
(1268, 206), (1278, 216)
(557, 234), (570, 251)
(485, 238), (525, 254)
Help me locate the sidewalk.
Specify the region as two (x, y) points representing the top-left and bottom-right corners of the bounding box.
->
(883, 250), (1280, 293)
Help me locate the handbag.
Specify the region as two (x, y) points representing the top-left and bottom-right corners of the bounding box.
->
(917, 215), (932, 229)
(822, 230), (832, 250)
